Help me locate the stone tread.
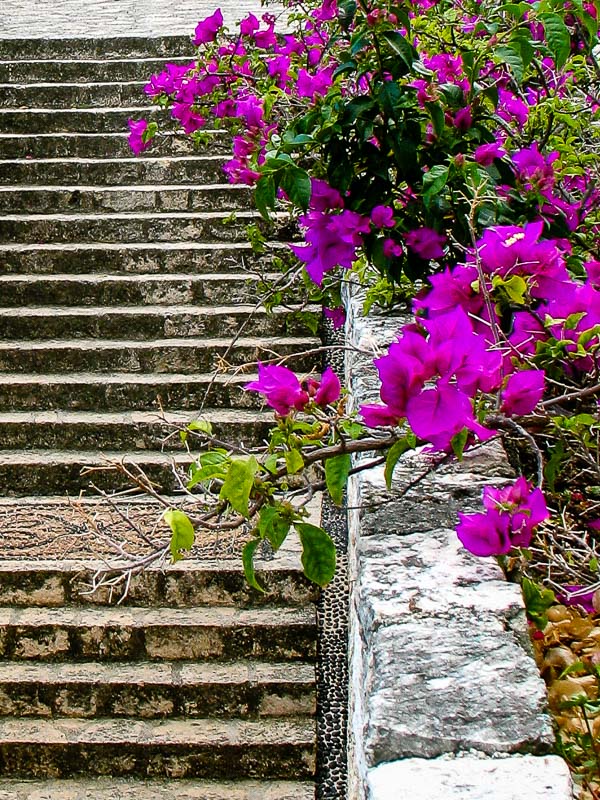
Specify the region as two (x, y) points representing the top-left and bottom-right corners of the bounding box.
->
(0, 777), (315, 799)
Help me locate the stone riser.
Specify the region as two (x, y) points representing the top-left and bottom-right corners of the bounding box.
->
(0, 213), (275, 245)
(0, 307), (308, 341)
(0, 373), (261, 412)
(0, 186), (252, 214)
(0, 133), (226, 159)
(0, 37), (194, 61)
(0, 274), (264, 307)
(0, 243), (284, 275)
(0, 338), (318, 374)
(0, 413), (271, 451)
(0, 57), (195, 84)
(0, 610), (317, 662)
(0, 563), (318, 608)
(0, 671), (315, 720)
(0, 107), (162, 134)
(0, 83), (149, 110)
(0, 157), (226, 186)
(0, 738), (315, 781)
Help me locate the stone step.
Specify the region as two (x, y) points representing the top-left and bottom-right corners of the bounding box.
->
(0, 604), (317, 662)
(0, 242), (287, 275)
(0, 106), (161, 133)
(0, 558), (318, 608)
(0, 132), (225, 159)
(0, 336), (318, 374)
(0, 449), (194, 494)
(0, 409), (272, 450)
(0, 36), (194, 61)
(0, 56), (196, 85)
(0, 660), (315, 719)
(0, 156), (227, 186)
(0, 778), (315, 800)
(0, 716), (316, 780)
(0, 184), (251, 213)
(0, 81), (149, 110)
(0, 273), (265, 307)
(0, 371), (260, 412)
(0, 305), (310, 340)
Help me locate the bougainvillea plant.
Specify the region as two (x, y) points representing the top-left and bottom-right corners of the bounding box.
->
(127, 0), (600, 622)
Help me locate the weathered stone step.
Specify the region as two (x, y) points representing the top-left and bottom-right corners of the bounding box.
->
(0, 605), (317, 662)
(0, 36), (193, 61)
(0, 81), (147, 109)
(0, 132), (222, 159)
(0, 107), (160, 133)
(0, 449), (193, 494)
(0, 242), (287, 275)
(0, 409), (272, 450)
(0, 371), (260, 412)
(0, 274), (265, 307)
(0, 778), (315, 800)
(0, 184), (251, 213)
(0, 156), (226, 186)
(0, 56), (195, 84)
(0, 716), (315, 779)
(0, 660), (315, 720)
(0, 558), (318, 608)
(0, 305), (310, 340)
(0, 337), (318, 374)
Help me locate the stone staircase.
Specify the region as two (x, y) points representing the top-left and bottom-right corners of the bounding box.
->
(0, 35), (319, 798)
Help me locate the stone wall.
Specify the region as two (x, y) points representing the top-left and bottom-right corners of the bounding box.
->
(344, 285), (574, 800)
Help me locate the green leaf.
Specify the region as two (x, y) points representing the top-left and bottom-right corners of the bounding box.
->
(219, 456), (259, 516)
(381, 30), (418, 69)
(255, 175), (276, 221)
(258, 505), (292, 551)
(187, 419), (213, 436)
(422, 165), (449, 209)
(263, 453), (278, 474)
(242, 538), (266, 592)
(325, 453), (351, 505)
(540, 13), (571, 70)
(521, 576), (556, 629)
(164, 509), (195, 563)
(451, 428), (469, 461)
(494, 45), (524, 83)
(296, 523), (337, 587)
(425, 102), (445, 138)
(543, 440), (565, 493)
(280, 165), (312, 210)
(285, 448), (305, 475)
(384, 434), (416, 489)
(187, 451), (229, 489)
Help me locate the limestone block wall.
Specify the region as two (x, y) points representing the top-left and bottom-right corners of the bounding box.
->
(344, 285), (573, 800)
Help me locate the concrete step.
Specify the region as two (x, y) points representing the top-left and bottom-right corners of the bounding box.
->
(0, 106), (161, 133)
(0, 274), (266, 307)
(0, 242), (286, 275)
(0, 56), (196, 85)
(0, 81), (149, 110)
(0, 409), (272, 450)
(0, 716), (316, 779)
(0, 336), (319, 373)
(0, 36), (194, 61)
(0, 778), (315, 800)
(0, 449), (195, 494)
(0, 305), (310, 340)
(0, 557), (319, 608)
(0, 156), (227, 186)
(0, 604), (317, 662)
(0, 371), (260, 412)
(0, 184), (252, 213)
(0, 132), (224, 159)
(0, 660), (315, 719)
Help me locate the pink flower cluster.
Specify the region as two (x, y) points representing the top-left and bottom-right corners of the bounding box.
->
(245, 363), (341, 416)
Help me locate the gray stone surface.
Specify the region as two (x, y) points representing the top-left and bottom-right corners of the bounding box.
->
(0, 0), (278, 39)
(367, 755), (573, 800)
(344, 282), (566, 799)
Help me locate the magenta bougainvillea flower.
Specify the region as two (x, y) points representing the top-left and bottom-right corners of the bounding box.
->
(127, 119), (153, 156)
(324, 306), (346, 330)
(456, 477), (549, 556)
(557, 586), (597, 614)
(245, 364), (340, 415)
(371, 205), (395, 228)
(192, 9), (224, 45)
(500, 370), (545, 416)
(405, 227), (447, 260)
